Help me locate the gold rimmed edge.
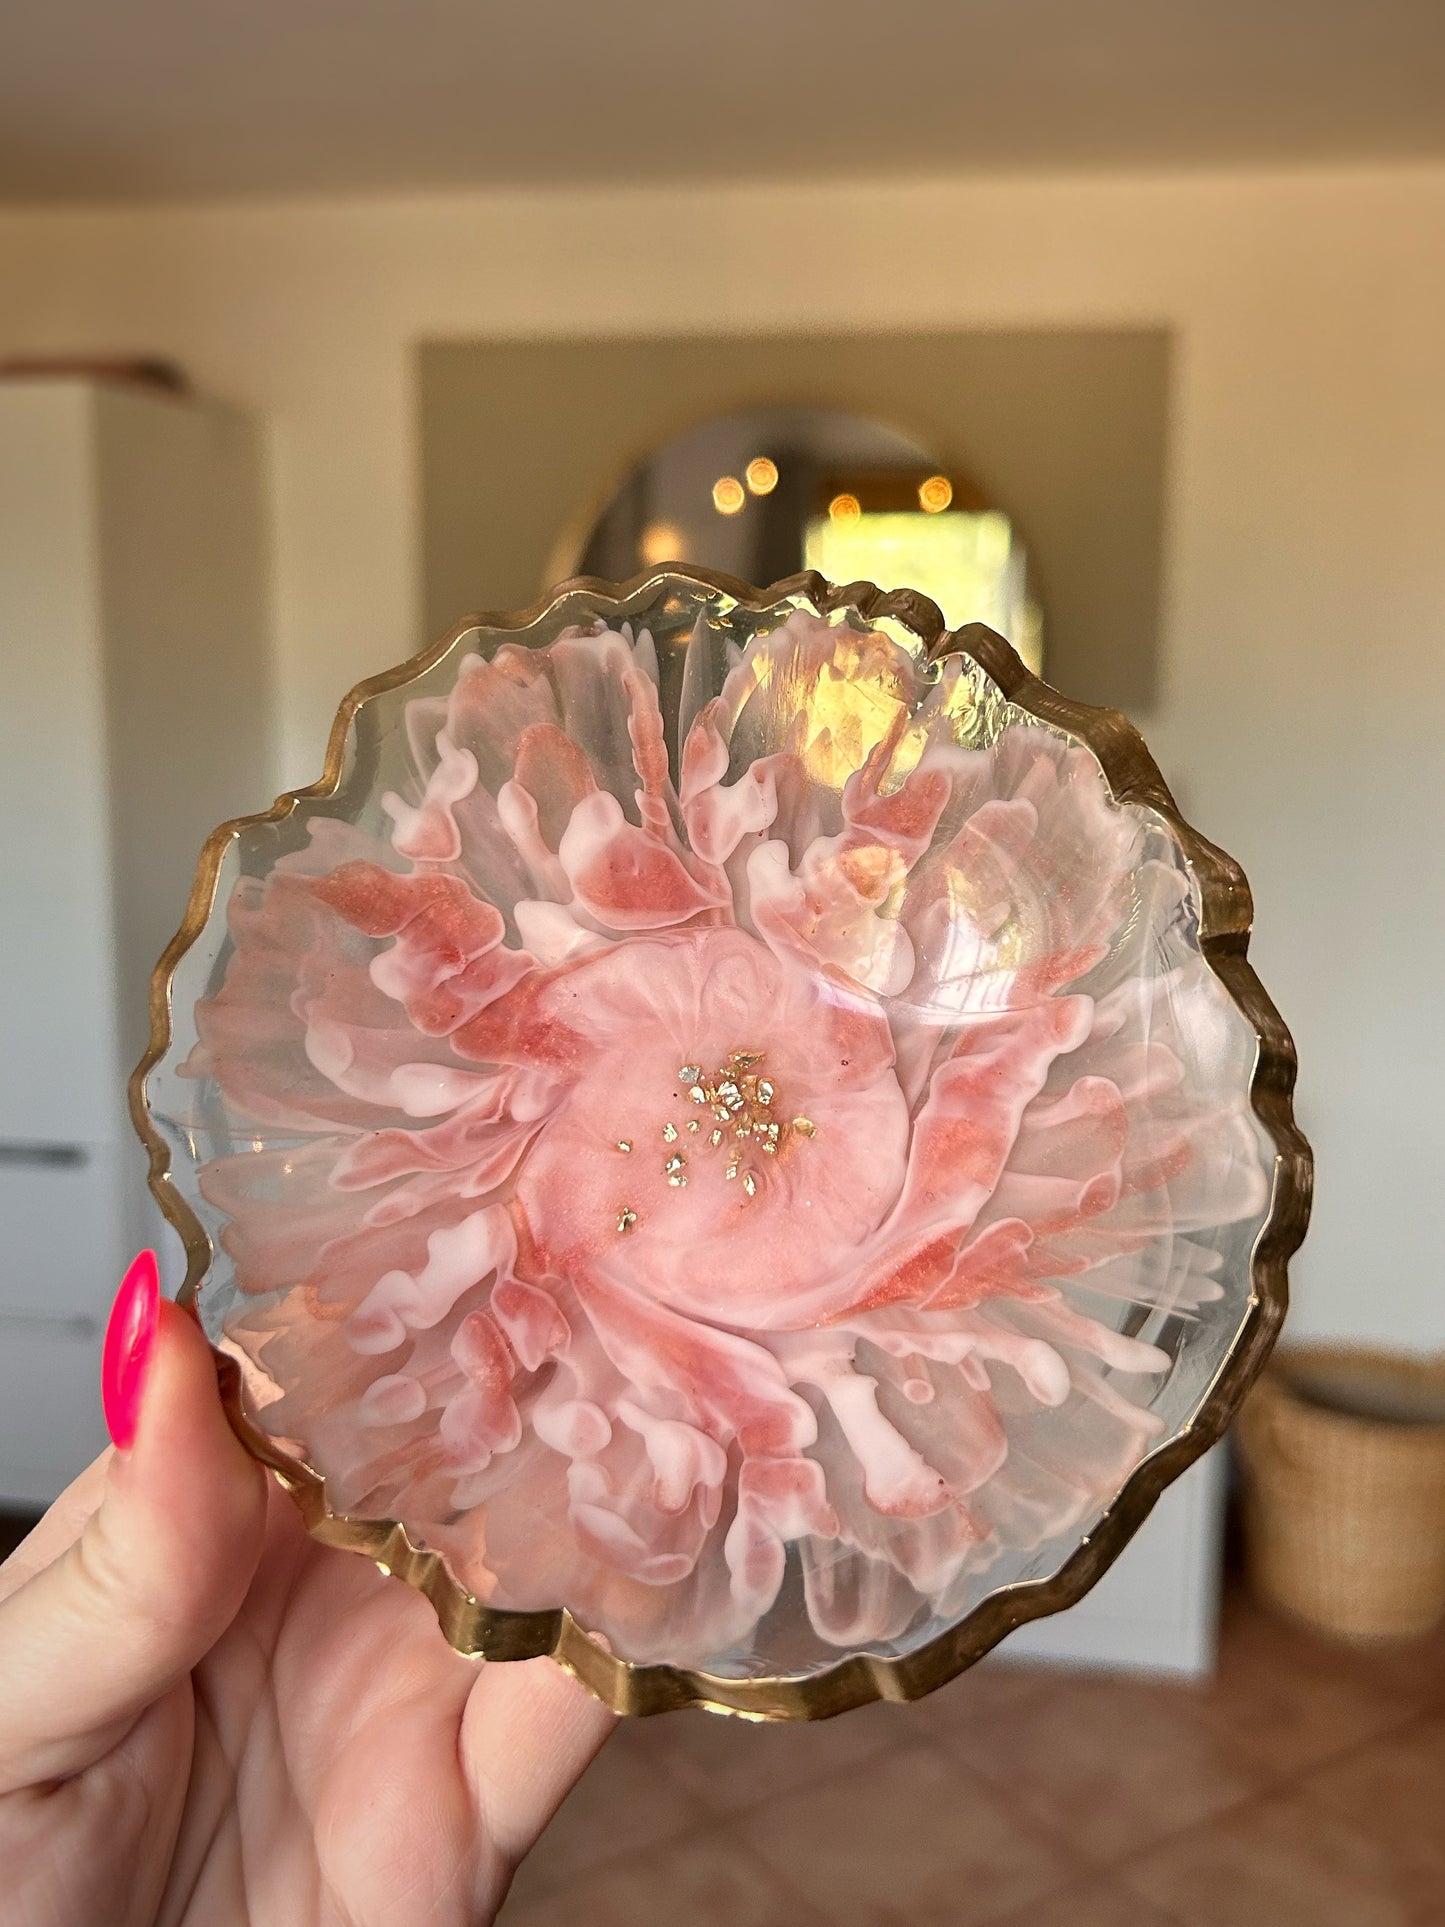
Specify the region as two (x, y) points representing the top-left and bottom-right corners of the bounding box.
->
(129, 563), (1312, 1722)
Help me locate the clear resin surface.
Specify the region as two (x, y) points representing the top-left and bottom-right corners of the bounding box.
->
(143, 574), (1283, 1692)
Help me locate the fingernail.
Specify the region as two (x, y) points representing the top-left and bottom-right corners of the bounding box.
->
(102, 1250), (160, 1451)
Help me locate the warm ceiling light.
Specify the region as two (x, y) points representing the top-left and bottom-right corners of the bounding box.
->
(639, 521), (687, 567)
(828, 492), (862, 525)
(712, 476), (746, 516)
(918, 475), (953, 514)
(745, 456), (779, 496)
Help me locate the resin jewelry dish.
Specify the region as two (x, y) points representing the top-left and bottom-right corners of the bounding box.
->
(134, 568), (1310, 1719)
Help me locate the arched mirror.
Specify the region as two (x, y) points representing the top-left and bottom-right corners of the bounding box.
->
(573, 406), (1044, 673)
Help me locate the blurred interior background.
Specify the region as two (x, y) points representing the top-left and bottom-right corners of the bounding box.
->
(0, 2), (1443, 1919)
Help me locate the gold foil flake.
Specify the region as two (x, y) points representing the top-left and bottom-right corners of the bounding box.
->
(617, 1139), (633, 1153)
(616, 1207), (637, 1232)
(664, 1047), (814, 1200)
(793, 1116), (816, 1137)
(667, 1173), (688, 1188)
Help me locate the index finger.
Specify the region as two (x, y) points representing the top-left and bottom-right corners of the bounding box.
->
(0, 1452), (110, 1606)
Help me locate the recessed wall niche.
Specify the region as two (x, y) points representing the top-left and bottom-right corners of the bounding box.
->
(418, 327), (1169, 714)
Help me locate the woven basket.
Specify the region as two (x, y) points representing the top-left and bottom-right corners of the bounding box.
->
(1236, 1345), (1445, 1643)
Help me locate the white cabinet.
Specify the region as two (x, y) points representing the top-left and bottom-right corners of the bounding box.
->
(0, 376), (269, 1503)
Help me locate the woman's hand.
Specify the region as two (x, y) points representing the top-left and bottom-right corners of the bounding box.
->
(0, 1254), (615, 1927)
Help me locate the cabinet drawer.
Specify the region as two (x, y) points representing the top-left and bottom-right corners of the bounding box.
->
(0, 1145), (129, 1323)
(0, 1319), (109, 1507)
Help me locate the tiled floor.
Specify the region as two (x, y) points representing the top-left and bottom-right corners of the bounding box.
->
(500, 1586), (1445, 1926)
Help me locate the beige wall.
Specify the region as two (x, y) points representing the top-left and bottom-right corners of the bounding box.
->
(0, 164), (1441, 1347)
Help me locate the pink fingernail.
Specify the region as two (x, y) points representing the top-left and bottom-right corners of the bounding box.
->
(102, 1250), (160, 1451)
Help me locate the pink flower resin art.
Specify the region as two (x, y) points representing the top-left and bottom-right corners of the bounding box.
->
(153, 582), (1278, 1683)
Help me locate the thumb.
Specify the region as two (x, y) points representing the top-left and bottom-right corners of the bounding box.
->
(0, 1253), (267, 1792)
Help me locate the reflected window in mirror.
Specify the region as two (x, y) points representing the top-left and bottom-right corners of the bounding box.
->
(575, 405), (1044, 673)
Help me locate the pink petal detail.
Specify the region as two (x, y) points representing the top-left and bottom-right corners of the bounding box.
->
(381, 730), (477, 862)
(346, 1206), (515, 1352)
(558, 790), (728, 931)
(312, 863), (535, 1036)
(680, 698), (779, 864)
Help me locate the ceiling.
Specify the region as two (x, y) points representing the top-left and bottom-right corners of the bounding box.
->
(1, 0), (1442, 204)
